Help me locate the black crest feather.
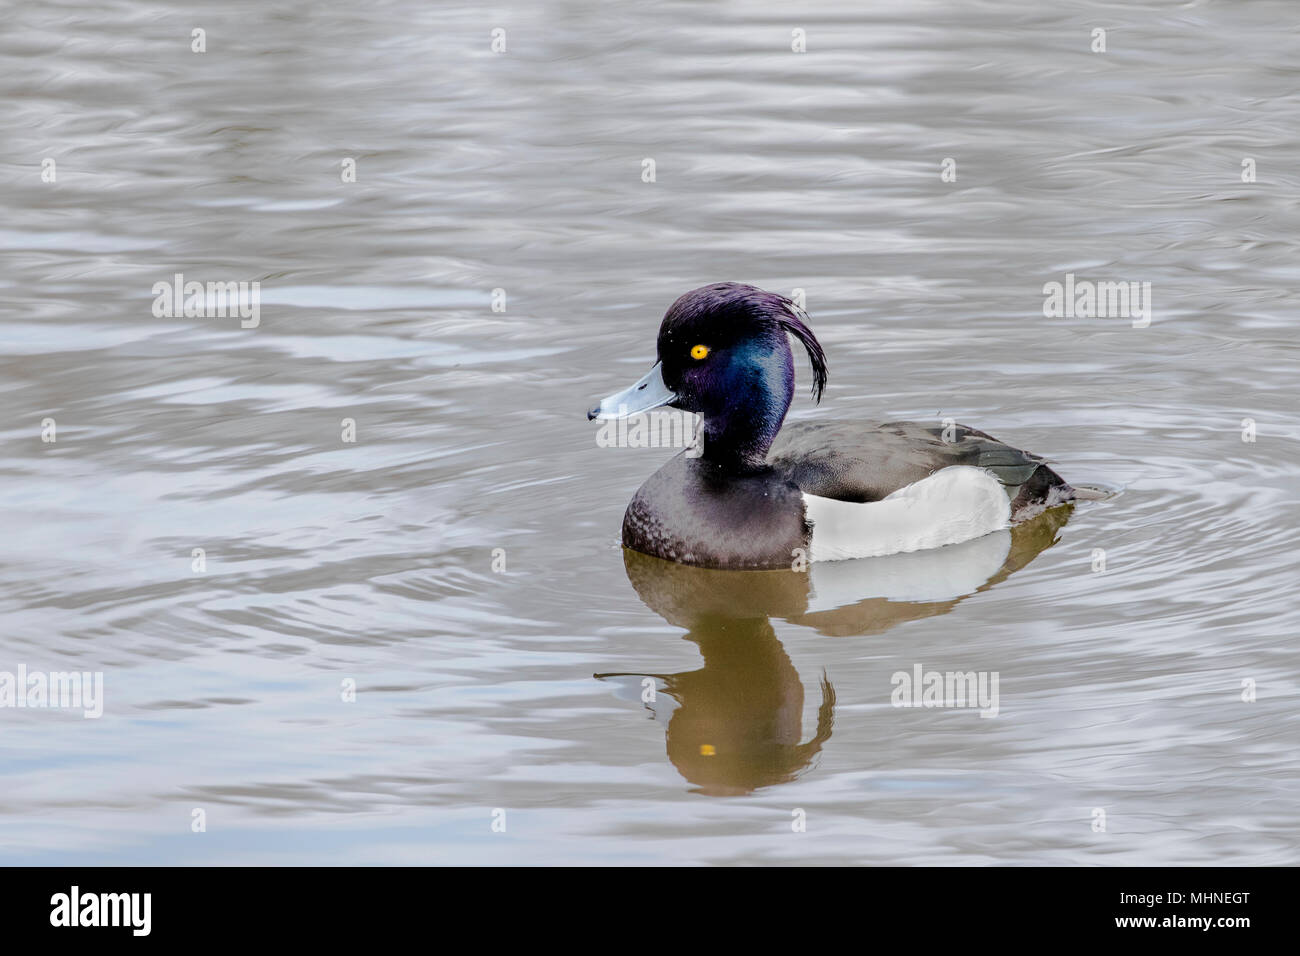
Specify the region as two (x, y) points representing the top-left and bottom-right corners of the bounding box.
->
(769, 293), (828, 403)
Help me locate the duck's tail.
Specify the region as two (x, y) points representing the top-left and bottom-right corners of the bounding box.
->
(1009, 463), (1075, 522)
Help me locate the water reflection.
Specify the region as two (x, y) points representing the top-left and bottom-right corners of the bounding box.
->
(600, 506), (1071, 795)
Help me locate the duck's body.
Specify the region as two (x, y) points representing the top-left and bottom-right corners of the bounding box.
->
(590, 284), (1073, 570)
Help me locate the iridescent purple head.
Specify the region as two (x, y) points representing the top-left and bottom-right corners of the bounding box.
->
(656, 282), (826, 408)
(589, 283), (828, 470)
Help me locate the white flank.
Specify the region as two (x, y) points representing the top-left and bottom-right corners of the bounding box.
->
(803, 465), (1011, 562)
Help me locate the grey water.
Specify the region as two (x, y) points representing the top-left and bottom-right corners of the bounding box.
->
(1, 0), (1297, 864)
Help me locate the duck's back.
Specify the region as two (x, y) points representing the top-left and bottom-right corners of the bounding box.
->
(768, 420), (1073, 519)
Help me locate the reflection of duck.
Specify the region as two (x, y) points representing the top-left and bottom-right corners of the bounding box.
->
(600, 616), (835, 797)
(588, 283), (1075, 569)
(597, 506), (1070, 794)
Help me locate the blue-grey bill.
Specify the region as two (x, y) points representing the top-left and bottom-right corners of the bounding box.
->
(588, 362), (678, 420)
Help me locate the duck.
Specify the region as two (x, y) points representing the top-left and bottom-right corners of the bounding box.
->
(588, 283), (1075, 570)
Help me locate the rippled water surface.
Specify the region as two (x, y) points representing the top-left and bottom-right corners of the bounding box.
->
(2, 1), (1298, 864)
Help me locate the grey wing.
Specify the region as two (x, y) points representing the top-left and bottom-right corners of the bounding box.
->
(768, 420), (1071, 516)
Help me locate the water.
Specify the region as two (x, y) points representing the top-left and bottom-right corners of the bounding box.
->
(2, 0), (1297, 865)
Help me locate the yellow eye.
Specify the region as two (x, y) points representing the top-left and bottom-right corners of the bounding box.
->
(690, 344), (709, 360)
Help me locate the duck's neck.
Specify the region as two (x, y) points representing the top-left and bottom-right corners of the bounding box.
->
(697, 425), (781, 473)
(697, 351), (793, 473)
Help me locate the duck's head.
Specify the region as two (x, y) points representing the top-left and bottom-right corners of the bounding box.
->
(588, 283), (827, 469)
